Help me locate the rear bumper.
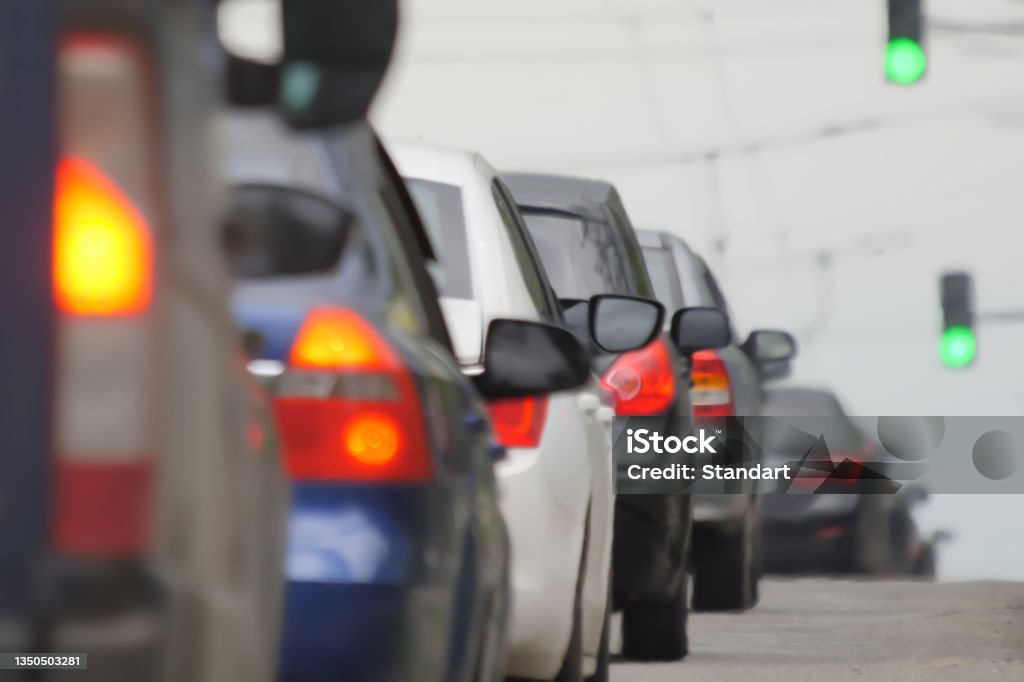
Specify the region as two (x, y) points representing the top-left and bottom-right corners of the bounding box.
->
(612, 493), (690, 604)
(279, 483), (470, 682)
(279, 582), (451, 682)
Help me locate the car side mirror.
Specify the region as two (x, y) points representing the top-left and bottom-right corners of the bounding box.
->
(474, 319), (591, 400)
(587, 294), (665, 354)
(744, 329), (797, 381)
(670, 307), (731, 356)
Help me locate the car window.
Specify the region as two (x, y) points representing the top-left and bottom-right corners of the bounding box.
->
(223, 185), (355, 279)
(699, 258), (731, 313)
(491, 181), (558, 321)
(405, 179), (473, 300)
(642, 246), (684, 312)
(522, 211), (632, 298)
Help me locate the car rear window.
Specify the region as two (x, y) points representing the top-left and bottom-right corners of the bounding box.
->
(223, 184), (354, 279)
(642, 246), (683, 311)
(521, 211), (632, 299)
(405, 178), (473, 299)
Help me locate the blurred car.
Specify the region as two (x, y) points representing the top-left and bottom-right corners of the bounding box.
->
(504, 173), (727, 662)
(0, 6), (291, 682)
(760, 386), (891, 575)
(223, 114), (595, 682)
(638, 229), (797, 611)
(392, 142), (666, 681)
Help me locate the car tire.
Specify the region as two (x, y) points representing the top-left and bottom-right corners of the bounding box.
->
(912, 543), (937, 579)
(691, 514), (754, 612)
(620, 569), (689, 662)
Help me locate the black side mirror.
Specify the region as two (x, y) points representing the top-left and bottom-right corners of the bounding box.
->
(670, 307), (731, 356)
(474, 319), (591, 400)
(587, 294), (664, 354)
(744, 329), (797, 381)
(216, 0), (398, 127)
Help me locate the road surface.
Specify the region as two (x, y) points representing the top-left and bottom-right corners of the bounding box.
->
(611, 578), (1024, 681)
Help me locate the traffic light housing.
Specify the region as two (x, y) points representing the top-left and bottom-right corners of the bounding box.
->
(939, 272), (975, 368)
(887, 0), (927, 85)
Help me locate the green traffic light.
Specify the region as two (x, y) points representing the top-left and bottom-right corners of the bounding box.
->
(940, 326), (976, 368)
(886, 37), (927, 84)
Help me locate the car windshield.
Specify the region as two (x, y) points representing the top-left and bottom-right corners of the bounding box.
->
(642, 246), (683, 312)
(521, 211), (631, 298)
(405, 178), (473, 299)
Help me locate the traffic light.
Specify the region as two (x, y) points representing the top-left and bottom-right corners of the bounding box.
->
(939, 272), (975, 368)
(886, 0), (927, 85)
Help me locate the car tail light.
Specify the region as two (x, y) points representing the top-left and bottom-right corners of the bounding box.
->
(275, 308), (433, 482)
(792, 453), (864, 488)
(601, 339), (676, 416)
(486, 396), (549, 448)
(51, 36), (158, 557)
(690, 350), (734, 418)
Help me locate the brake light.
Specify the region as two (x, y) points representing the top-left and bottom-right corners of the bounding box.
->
(486, 396), (549, 448)
(601, 339), (676, 416)
(54, 157), (152, 316)
(51, 33), (158, 558)
(690, 350), (734, 418)
(275, 307), (433, 482)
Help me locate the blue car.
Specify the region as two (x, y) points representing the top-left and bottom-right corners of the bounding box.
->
(221, 111), (591, 682)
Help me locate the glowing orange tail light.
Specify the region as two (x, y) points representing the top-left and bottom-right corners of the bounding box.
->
(53, 156), (152, 316)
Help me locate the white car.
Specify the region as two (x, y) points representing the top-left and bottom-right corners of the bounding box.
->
(389, 141), (623, 681)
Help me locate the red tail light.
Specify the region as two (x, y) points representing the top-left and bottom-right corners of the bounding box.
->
(487, 396), (549, 448)
(275, 308), (433, 482)
(792, 453), (864, 488)
(601, 339), (676, 416)
(690, 350), (734, 419)
(51, 35), (158, 558)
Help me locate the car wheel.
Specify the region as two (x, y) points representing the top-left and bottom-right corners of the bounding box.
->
(691, 514), (754, 612)
(620, 569), (689, 661)
(912, 543), (937, 579)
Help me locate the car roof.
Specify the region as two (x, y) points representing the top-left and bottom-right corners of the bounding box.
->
(503, 172), (617, 223)
(635, 228), (667, 249)
(385, 138), (496, 192)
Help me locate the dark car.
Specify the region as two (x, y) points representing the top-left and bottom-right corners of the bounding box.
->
(223, 112), (595, 682)
(638, 229), (797, 611)
(760, 387), (891, 575)
(504, 173), (727, 662)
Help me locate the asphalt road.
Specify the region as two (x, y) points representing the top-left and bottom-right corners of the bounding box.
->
(611, 578), (1024, 681)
